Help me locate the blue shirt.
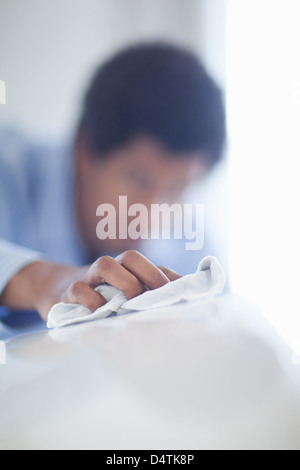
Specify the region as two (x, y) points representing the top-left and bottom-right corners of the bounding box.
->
(0, 127), (89, 266)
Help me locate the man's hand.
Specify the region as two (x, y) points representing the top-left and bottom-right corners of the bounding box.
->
(62, 251), (182, 314)
(0, 251), (182, 322)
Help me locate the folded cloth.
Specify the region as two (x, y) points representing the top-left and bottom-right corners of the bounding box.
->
(47, 256), (225, 329)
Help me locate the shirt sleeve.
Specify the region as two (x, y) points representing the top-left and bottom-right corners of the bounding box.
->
(0, 238), (42, 296)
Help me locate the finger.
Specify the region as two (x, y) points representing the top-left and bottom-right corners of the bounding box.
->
(116, 250), (170, 290)
(85, 256), (145, 300)
(63, 281), (107, 313)
(157, 266), (183, 282)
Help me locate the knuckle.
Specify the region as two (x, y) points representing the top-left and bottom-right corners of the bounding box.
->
(66, 281), (85, 301)
(122, 250), (141, 266)
(69, 281), (83, 296)
(95, 256), (114, 272)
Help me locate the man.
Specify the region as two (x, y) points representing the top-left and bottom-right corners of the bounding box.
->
(0, 42), (226, 325)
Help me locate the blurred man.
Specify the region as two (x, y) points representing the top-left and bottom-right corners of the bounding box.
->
(0, 42), (226, 325)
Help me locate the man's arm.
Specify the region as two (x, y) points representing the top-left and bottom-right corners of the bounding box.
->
(0, 239), (44, 298)
(0, 240), (181, 322)
(0, 257), (85, 321)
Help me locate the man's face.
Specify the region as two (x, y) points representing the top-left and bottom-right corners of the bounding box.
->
(76, 136), (207, 256)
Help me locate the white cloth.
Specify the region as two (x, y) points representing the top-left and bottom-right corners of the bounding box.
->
(47, 256), (226, 329)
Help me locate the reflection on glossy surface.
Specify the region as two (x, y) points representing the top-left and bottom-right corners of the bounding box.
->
(0, 294), (300, 450)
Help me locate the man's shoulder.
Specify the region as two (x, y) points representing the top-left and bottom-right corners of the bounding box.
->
(0, 127), (37, 178)
(0, 126), (70, 182)
(0, 125), (33, 156)
(0, 126), (72, 244)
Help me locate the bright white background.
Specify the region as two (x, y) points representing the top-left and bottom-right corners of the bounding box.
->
(227, 0), (300, 349)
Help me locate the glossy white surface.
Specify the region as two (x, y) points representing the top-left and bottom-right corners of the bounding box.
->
(0, 294), (300, 450)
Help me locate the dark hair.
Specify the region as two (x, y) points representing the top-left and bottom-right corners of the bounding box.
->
(77, 42), (226, 167)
